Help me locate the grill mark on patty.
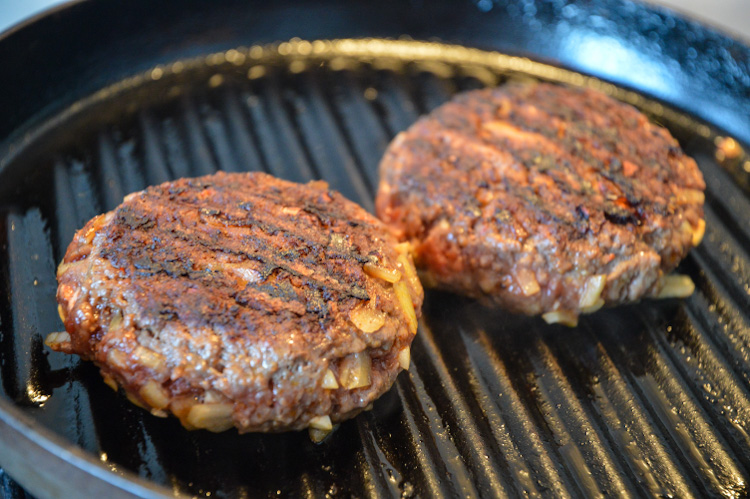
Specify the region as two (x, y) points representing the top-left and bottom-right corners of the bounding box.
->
(100, 178), (378, 324)
(487, 86), (683, 185)
(427, 96), (663, 230)
(405, 128), (586, 231)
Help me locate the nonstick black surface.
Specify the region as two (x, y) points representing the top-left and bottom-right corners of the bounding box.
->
(1, 2), (750, 498)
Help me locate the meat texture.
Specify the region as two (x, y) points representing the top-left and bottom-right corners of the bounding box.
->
(376, 82), (705, 325)
(49, 171), (423, 434)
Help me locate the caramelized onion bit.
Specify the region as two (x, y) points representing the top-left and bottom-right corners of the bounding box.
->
(397, 253), (418, 281)
(186, 403), (234, 432)
(309, 415), (333, 431)
(56, 262), (72, 277)
(227, 265), (262, 285)
(580, 299), (605, 315)
(692, 219), (706, 247)
(102, 374), (118, 391)
(397, 253), (420, 294)
(350, 305), (386, 333)
(133, 346), (165, 370)
(57, 260), (89, 277)
(309, 427), (331, 443)
(656, 274), (695, 299)
(83, 224), (98, 244)
(44, 331), (71, 348)
(394, 241), (411, 253)
(394, 281), (418, 334)
(57, 304), (66, 323)
(579, 274), (606, 309)
(322, 369), (339, 389)
(676, 189), (705, 205)
(516, 268), (540, 296)
(363, 262), (401, 283)
(339, 352), (372, 389)
(542, 310), (578, 327)
(398, 346), (411, 371)
(170, 397), (196, 423)
(126, 392), (148, 410)
(106, 348), (130, 370)
(139, 380), (170, 410)
(108, 311), (123, 332)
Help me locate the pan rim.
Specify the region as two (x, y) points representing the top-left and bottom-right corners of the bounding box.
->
(0, 396), (174, 498)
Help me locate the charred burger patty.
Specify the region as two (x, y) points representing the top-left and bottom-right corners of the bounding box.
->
(48, 171), (423, 435)
(376, 82), (705, 325)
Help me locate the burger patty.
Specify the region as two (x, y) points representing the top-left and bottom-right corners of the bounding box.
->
(375, 82), (705, 325)
(48, 171), (423, 434)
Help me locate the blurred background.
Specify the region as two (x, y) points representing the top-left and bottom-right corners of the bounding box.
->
(1, 0), (750, 41)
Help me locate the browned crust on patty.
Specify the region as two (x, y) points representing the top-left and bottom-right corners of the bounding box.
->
(376, 82), (705, 319)
(51, 171), (423, 433)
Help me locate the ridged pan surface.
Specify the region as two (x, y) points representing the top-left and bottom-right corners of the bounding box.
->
(1, 40), (750, 498)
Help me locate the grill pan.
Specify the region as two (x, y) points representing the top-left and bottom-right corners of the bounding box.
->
(1, 1), (750, 497)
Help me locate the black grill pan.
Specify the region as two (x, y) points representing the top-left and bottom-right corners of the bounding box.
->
(1, 1), (750, 498)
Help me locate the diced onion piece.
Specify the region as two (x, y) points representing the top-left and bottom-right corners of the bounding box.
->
(579, 274), (606, 309)
(228, 265), (261, 285)
(309, 427), (331, 443)
(139, 380), (170, 410)
(483, 120), (537, 142)
(397, 253), (419, 291)
(350, 305), (386, 333)
(322, 369), (339, 389)
(516, 268), (540, 296)
(580, 299), (605, 315)
(106, 349), (130, 370)
(57, 304), (66, 323)
(186, 403), (234, 432)
(57, 260), (89, 277)
(394, 280), (418, 335)
(478, 275), (497, 294)
(56, 262), (72, 277)
(339, 352), (372, 389)
(134, 346), (165, 370)
(398, 346), (411, 371)
(123, 192), (139, 203)
(44, 331), (71, 348)
(103, 374), (118, 391)
(330, 233), (348, 250)
(203, 390), (224, 404)
(656, 274), (695, 299)
(309, 415), (333, 431)
(394, 242), (412, 255)
(126, 392), (148, 410)
(676, 189), (705, 205)
(581, 298), (605, 314)
(171, 397), (196, 421)
(692, 219), (706, 247)
(363, 262), (401, 283)
(679, 220), (693, 239)
(84, 224), (98, 244)
(542, 310), (578, 327)
(108, 311), (123, 331)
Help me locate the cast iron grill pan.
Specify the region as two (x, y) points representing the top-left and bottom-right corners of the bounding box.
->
(2, 40), (750, 498)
